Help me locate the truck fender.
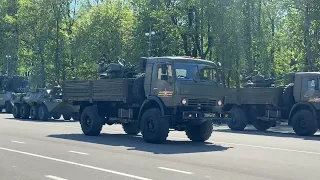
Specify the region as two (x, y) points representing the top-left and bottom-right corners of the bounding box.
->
(288, 102), (316, 124)
(138, 96), (166, 121)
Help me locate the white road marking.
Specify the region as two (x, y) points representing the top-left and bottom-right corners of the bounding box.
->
(0, 147), (152, 180)
(212, 141), (320, 155)
(11, 140), (25, 144)
(45, 175), (68, 180)
(68, 151), (89, 155)
(158, 167), (193, 174)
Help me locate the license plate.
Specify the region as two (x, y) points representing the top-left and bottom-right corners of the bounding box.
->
(204, 113), (216, 118)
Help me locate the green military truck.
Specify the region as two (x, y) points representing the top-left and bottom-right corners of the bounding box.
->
(63, 56), (229, 144)
(12, 87), (79, 121)
(224, 72), (320, 136)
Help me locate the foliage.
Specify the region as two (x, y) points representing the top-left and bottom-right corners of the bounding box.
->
(0, 0), (319, 87)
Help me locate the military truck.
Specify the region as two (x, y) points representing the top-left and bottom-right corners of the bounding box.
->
(0, 75), (29, 113)
(12, 86), (79, 121)
(224, 72), (320, 136)
(63, 56), (229, 144)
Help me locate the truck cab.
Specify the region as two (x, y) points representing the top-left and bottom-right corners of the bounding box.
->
(288, 72), (320, 135)
(142, 57), (225, 120)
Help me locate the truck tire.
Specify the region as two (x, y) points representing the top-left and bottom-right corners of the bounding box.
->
(12, 104), (21, 118)
(122, 123), (140, 135)
(253, 119), (272, 131)
(132, 74), (146, 104)
(292, 110), (318, 136)
(282, 84), (294, 108)
(30, 105), (39, 120)
(140, 108), (169, 144)
(63, 114), (72, 121)
(20, 104), (30, 119)
(5, 101), (12, 113)
(38, 105), (49, 121)
(227, 107), (248, 131)
(186, 120), (213, 142)
(80, 106), (103, 136)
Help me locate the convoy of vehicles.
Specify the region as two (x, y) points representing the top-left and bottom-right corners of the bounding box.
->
(224, 72), (320, 136)
(12, 86), (79, 121)
(62, 56), (229, 144)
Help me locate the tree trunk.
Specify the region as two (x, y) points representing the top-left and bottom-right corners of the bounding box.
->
(304, 5), (312, 71)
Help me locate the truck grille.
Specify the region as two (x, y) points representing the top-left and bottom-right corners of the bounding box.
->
(187, 99), (216, 107)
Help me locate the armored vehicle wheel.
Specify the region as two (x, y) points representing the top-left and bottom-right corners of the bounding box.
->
(122, 123), (140, 135)
(52, 113), (61, 120)
(227, 107), (248, 131)
(5, 101), (12, 113)
(12, 104), (21, 118)
(140, 108), (169, 144)
(63, 114), (72, 120)
(30, 105), (39, 120)
(80, 106), (103, 136)
(132, 74), (146, 104)
(292, 110), (318, 136)
(20, 104), (30, 119)
(253, 119), (272, 131)
(186, 120), (213, 142)
(38, 105), (49, 121)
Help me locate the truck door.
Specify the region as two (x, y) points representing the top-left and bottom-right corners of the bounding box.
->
(301, 77), (320, 109)
(151, 63), (175, 106)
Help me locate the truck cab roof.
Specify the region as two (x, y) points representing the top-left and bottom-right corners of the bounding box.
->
(143, 56), (218, 66)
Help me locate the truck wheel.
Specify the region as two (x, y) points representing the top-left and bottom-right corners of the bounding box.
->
(52, 113), (61, 120)
(5, 101), (12, 113)
(227, 107), (248, 131)
(12, 104), (21, 118)
(140, 108), (169, 144)
(38, 105), (49, 121)
(132, 74), (146, 104)
(80, 106), (103, 136)
(292, 110), (318, 136)
(20, 104), (30, 119)
(63, 114), (72, 121)
(122, 123), (140, 135)
(186, 120), (213, 142)
(253, 119), (272, 131)
(30, 105), (39, 120)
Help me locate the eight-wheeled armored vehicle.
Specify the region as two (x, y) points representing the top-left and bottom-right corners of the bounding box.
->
(12, 86), (79, 121)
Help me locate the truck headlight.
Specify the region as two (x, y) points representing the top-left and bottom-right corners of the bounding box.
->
(217, 100), (223, 106)
(182, 99), (187, 105)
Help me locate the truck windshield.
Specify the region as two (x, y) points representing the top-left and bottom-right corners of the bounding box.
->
(175, 63), (218, 83)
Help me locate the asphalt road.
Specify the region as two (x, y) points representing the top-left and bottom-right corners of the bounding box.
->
(1, 114), (320, 180)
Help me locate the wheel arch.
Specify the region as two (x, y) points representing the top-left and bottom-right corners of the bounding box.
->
(288, 102), (316, 125)
(138, 96), (166, 122)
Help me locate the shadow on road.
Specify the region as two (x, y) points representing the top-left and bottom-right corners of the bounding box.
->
(215, 127), (320, 141)
(5, 117), (76, 123)
(48, 133), (232, 154)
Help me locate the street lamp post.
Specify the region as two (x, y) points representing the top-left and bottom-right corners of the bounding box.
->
(145, 28), (155, 57)
(5, 55), (11, 76)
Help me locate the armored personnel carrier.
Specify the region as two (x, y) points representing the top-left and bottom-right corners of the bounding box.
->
(0, 75), (29, 113)
(12, 86), (79, 121)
